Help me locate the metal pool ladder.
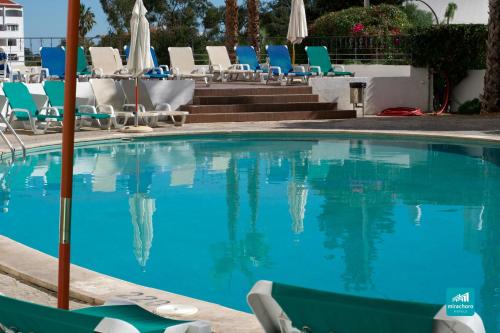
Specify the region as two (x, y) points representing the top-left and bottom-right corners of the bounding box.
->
(0, 113), (26, 160)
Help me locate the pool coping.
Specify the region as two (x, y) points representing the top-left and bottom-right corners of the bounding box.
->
(2, 125), (500, 332)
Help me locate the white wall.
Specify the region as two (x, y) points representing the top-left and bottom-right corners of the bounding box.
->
(309, 66), (430, 115)
(408, 0), (489, 24)
(451, 70), (485, 112)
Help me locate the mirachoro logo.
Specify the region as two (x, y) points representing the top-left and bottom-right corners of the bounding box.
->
(446, 288), (475, 316)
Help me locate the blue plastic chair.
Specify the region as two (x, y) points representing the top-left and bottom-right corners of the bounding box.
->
(266, 45), (313, 84)
(235, 45), (263, 72)
(124, 46), (170, 79)
(40, 47), (66, 79)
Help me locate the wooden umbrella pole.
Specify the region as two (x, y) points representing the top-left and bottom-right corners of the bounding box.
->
(58, 0), (80, 310)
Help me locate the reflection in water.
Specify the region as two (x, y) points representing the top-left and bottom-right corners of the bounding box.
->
(0, 136), (499, 332)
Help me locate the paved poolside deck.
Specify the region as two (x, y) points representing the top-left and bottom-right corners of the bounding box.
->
(1, 115), (500, 332)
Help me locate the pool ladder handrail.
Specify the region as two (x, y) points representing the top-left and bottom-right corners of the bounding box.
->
(0, 113), (26, 160)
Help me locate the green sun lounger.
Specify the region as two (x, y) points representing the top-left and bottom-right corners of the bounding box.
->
(2, 82), (63, 135)
(43, 80), (115, 130)
(248, 280), (486, 333)
(0, 294), (211, 333)
(305, 46), (354, 77)
(77, 46), (93, 77)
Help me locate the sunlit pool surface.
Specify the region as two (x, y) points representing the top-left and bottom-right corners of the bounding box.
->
(0, 134), (499, 332)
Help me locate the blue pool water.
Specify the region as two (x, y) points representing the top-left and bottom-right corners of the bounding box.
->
(0, 134), (499, 331)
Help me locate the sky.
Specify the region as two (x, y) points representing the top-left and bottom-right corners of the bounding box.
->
(18, 0), (229, 38)
(18, 0), (489, 38)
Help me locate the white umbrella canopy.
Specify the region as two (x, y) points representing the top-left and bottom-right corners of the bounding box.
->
(287, 0), (308, 45)
(127, 0), (154, 77)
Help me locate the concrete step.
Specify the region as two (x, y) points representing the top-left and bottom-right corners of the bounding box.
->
(194, 86), (313, 97)
(182, 102), (338, 114)
(194, 94), (319, 105)
(186, 110), (356, 123)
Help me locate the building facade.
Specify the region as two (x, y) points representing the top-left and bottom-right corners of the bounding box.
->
(0, 0), (24, 63)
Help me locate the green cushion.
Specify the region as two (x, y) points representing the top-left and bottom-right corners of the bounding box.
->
(0, 294), (102, 333)
(75, 305), (188, 333)
(78, 112), (110, 120)
(3, 82), (39, 120)
(272, 283), (442, 333)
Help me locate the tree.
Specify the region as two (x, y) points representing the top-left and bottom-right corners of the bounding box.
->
(483, 0), (500, 112)
(247, 0), (260, 53)
(444, 2), (458, 24)
(99, 0), (166, 34)
(79, 4), (96, 40)
(225, 0), (239, 60)
(401, 3), (434, 28)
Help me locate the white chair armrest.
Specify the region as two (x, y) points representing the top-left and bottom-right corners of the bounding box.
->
(39, 106), (60, 116)
(293, 65), (306, 73)
(96, 104), (115, 115)
(93, 67), (104, 77)
(309, 65), (322, 76)
(269, 66), (282, 75)
(122, 104), (146, 113)
(78, 105), (98, 114)
(155, 103), (172, 111)
(332, 65), (346, 72)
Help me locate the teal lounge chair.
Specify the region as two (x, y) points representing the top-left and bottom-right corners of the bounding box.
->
(43, 80), (116, 130)
(248, 280), (486, 333)
(2, 82), (63, 134)
(305, 46), (354, 77)
(77, 46), (93, 77)
(0, 294), (211, 333)
(265, 45), (313, 85)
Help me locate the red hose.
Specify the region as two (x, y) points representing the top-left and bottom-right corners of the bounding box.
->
(434, 72), (450, 115)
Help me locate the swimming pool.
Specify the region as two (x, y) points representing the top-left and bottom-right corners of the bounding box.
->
(0, 133), (499, 332)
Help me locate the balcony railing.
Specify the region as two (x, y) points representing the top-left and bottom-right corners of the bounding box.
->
(7, 34), (411, 67)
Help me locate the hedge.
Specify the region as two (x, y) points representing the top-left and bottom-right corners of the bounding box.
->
(406, 24), (487, 86)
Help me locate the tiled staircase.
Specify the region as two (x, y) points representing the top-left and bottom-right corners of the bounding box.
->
(181, 85), (356, 123)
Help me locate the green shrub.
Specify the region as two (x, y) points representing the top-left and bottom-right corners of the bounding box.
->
(407, 24), (487, 87)
(457, 99), (481, 114)
(312, 4), (411, 36)
(401, 3), (434, 28)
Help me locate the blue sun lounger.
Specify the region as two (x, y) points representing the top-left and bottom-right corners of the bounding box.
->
(0, 294), (211, 333)
(124, 46), (170, 79)
(248, 280), (486, 333)
(234, 45), (269, 81)
(265, 45), (314, 85)
(40, 47), (66, 80)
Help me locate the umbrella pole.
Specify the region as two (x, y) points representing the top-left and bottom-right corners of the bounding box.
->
(292, 44), (296, 65)
(58, 0), (80, 310)
(135, 77), (139, 127)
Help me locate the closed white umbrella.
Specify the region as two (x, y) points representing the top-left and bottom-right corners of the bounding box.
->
(287, 0), (308, 64)
(126, 0), (154, 132)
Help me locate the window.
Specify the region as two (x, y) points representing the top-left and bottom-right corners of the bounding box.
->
(7, 39), (16, 46)
(8, 54), (18, 61)
(0, 39), (6, 47)
(5, 10), (22, 17)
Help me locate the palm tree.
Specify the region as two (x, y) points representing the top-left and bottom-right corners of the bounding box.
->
(444, 2), (458, 24)
(225, 0), (239, 61)
(79, 4), (96, 41)
(483, 0), (500, 113)
(247, 0), (260, 54)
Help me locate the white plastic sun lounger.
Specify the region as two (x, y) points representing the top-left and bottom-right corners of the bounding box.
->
(89, 47), (132, 79)
(248, 280), (486, 333)
(206, 46), (253, 82)
(168, 47), (213, 86)
(89, 78), (149, 128)
(121, 80), (190, 126)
